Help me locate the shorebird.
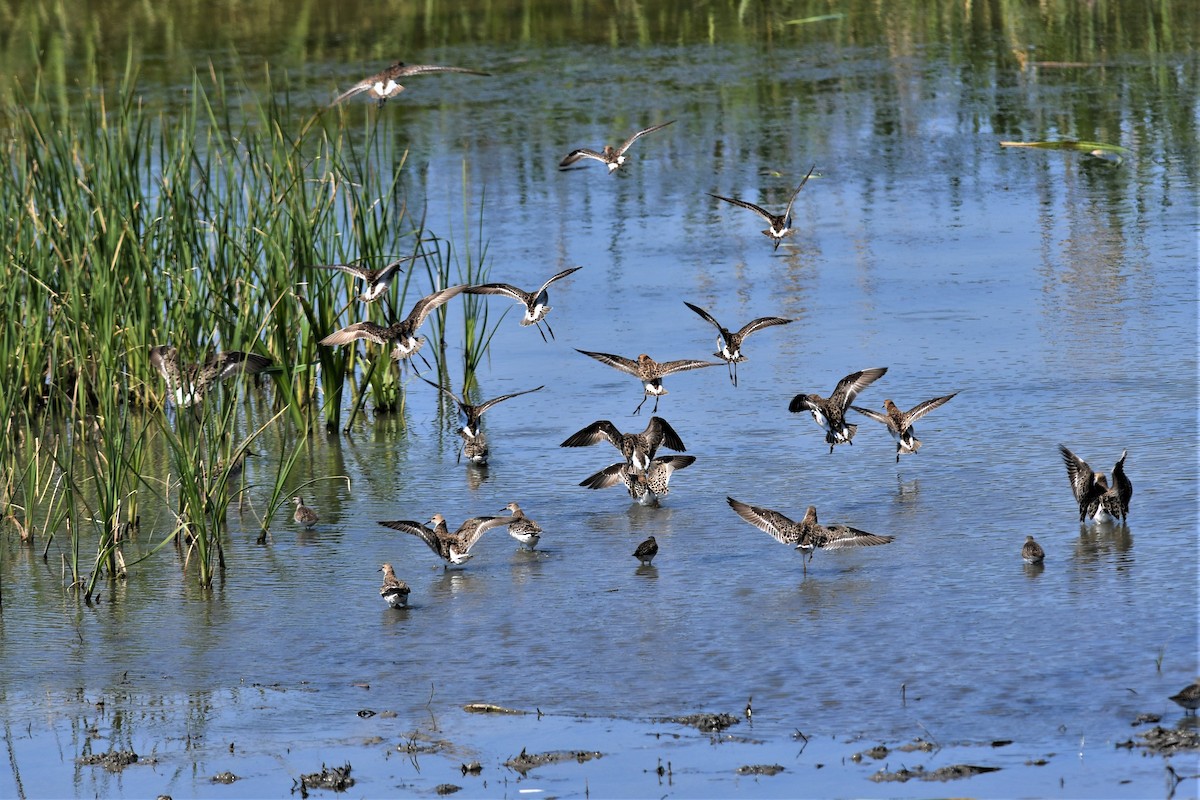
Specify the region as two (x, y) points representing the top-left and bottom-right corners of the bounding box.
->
(708, 165), (816, 251)
(464, 266), (583, 341)
(419, 376), (543, 441)
(727, 497), (894, 574)
(319, 284), (468, 368)
(788, 367), (888, 453)
(683, 302), (793, 386)
(292, 496), (319, 528)
(1058, 445), (1132, 524)
(379, 563), (411, 608)
(580, 455), (696, 506)
(1021, 535), (1045, 564)
(501, 502), (543, 549)
(1169, 680), (1200, 716)
(149, 345), (272, 408)
(306, 255), (422, 304)
(377, 513), (516, 567)
(559, 121), (675, 174)
(560, 416), (686, 474)
(850, 392), (959, 462)
(633, 536), (659, 566)
(576, 350), (722, 415)
(462, 432), (490, 467)
(331, 61), (490, 108)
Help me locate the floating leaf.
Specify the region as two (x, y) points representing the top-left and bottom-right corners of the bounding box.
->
(999, 139), (1128, 165)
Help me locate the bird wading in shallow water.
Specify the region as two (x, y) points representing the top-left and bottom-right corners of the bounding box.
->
(708, 165), (816, 251)
(464, 266), (583, 341)
(632, 536), (659, 566)
(851, 392), (958, 462)
(331, 61), (490, 108)
(683, 301), (793, 387)
(580, 455), (696, 507)
(149, 345), (272, 408)
(379, 563), (411, 608)
(726, 497), (894, 574)
(1168, 680), (1200, 716)
(292, 496), (319, 528)
(377, 513), (516, 568)
(501, 502), (543, 549)
(1021, 535), (1045, 564)
(1058, 445), (1132, 524)
(576, 350), (721, 415)
(789, 367), (888, 453)
(419, 376), (544, 465)
(559, 121), (675, 174)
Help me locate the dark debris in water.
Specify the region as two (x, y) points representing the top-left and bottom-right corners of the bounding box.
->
(1131, 713), (1162, 726)
(211, 771), (240, 784)
(460, 761), (483, 776)
(1121, 726), (1200, 754)
(463, 702), (528, 715)
(504, 747), (603, 774)
(736, 763), (785, 776)
(292, 762), (354, 794)
(434, 784), (462, 795)
(661, 712), (740, 732)
(851, 745), (889, 762)
(78, 750), (139, 771)
(870, 763), (1000, 783)
(895, 738), (937, 753)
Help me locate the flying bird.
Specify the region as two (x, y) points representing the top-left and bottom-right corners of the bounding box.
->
(683, 301), (793, 386)
(306, 254), (422, 304)
(1058, 445), (1132, 524)
(331, 61), (490, 108)
(377, 513), (516, 567)
(708, 165), (816, 251)
(149, 345), (272, 408)
(560, 416), (686, 474)
(727, 497), (894, 574)
(576, 350), (721, 415)
(788, 367), (888, 453)
(559, 121), (675, 174)
(464, 266), (583, 341)
(319, 284), (468, 368)
(851, 392), (958, 462)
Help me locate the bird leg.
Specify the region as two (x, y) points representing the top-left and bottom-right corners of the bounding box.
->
(632, 395), (649, 415)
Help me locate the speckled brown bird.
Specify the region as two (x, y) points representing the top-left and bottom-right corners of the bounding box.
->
(851, 392), (958, 462)
(727, 497), (894, 574)
(331, 61), (490, 108)
(559, 121), (675, 174)
(576, 350), (722, 415)
(789, 367), (888, 453)
(560, 416), (686, 474)
(683, 302), (793, 386)
(1058, 445), (1132, 523)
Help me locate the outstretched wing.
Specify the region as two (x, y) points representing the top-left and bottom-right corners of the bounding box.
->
(537, 265), (584, 295)
(849, 405), (889, 425)
(830, 367), (888, 410)
(736, 316), (793, 340)
(1111, 450), (1132, 517)
(473, 385), (545, 416)
(614, 120), (675, 156)
(457, 515), (517, 552)
(206, 351), (272, 380)
(377, 520), (442, 556)
(1058, 444), (1096, 505)
(393, 64), (490, 79)
(727, 497), (800, 546)
(575, 349), (640, 376)
(708, 193), (774, 224)
(559, 148), (608, 168)
(579, 462), (629, 490)
(683, 301), (725, 334)
(819, 524), (895, 549)
(903, 392), (959, 426)
(320, 321), (394, 346)
(781, 164), (817, 219)
(405, 284), (469, 326)
(645, 416), (686, 453)
(655, 358), (722, 376)
(560, 420), (624, 450)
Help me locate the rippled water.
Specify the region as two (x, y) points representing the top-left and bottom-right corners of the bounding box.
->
(2, 8), (1198, 798)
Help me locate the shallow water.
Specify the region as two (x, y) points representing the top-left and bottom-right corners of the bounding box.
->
(2, 3), (1199, 797)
